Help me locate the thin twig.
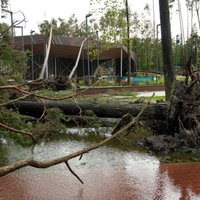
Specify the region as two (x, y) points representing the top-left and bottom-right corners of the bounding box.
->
(79, 154), (83, 160)
(72, 98), (98, 132)
(65, 161), (84, 184)
(72, 98), (83, 116)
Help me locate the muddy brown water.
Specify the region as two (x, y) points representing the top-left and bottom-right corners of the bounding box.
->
(0, 138), (200, 200)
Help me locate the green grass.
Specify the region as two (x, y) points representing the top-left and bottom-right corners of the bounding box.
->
(159, 149), (200, 164)
(32, 88), (166, 104)
(34, 89), (74, 98)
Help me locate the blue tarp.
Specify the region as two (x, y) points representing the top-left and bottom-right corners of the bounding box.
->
(132, 76), (154, 83)
(117, 76), (154, 83)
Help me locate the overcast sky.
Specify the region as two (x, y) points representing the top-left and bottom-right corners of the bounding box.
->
(9, 0), (91, 34)
(2, 0), (189, 39)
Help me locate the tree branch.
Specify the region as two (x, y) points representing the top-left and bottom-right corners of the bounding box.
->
(0, 122), (37, 143)
(0, 94), (32, 107)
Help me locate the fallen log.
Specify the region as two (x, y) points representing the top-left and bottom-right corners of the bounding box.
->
(7, 101), (168, 120)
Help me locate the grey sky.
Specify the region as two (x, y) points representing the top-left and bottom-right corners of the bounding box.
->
(3, 0), (191, 40)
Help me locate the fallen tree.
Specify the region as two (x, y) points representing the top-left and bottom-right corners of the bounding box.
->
(7, 100), (168, 135)
(2, 75), (200, 177)
(7, 101), (168, 119)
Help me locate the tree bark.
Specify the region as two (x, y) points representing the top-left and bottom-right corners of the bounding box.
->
(7, 101), (168, 120)
(159, 0), (175, 101)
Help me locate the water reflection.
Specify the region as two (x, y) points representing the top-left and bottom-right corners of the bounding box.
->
(0, 139), (200, 199)
(159, 163), (200, 200)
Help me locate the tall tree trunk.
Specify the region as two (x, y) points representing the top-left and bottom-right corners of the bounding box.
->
(159, 0), (175, 101)
(195, 1), (200, 30)
(125, 0), (131, 85)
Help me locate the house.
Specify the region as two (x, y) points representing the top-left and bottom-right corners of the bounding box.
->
(14, 34), (136, 80)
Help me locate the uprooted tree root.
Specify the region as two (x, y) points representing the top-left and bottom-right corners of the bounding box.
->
(144, 79), (200, 153)
(168, 80), (200, 146)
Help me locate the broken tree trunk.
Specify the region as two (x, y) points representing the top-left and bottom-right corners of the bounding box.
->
(68, 38), (87, 80)
(7, 101), (168, 120)
(38, 27), (53, 80)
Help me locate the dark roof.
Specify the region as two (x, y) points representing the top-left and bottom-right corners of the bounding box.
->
(99, 45), (135, 60)
(15, 34), (83, 46)
(14, 34), (135, 61)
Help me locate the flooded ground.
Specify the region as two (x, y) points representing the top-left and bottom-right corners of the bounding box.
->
(0, 133), (200, 200)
